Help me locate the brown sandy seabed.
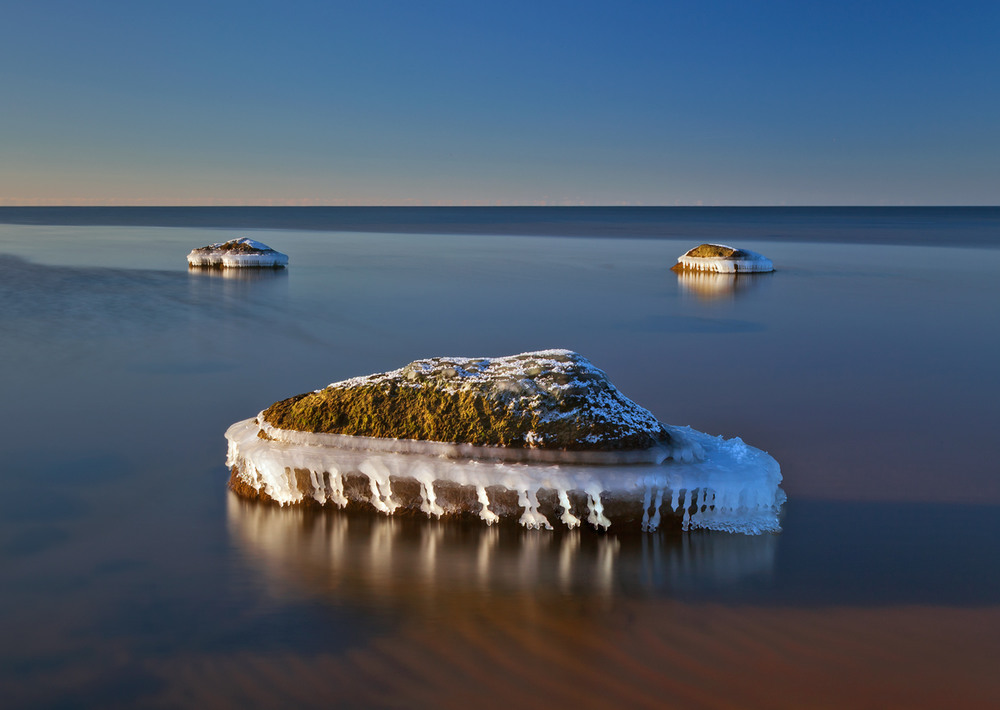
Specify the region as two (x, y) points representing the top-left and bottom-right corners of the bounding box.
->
(6, 493), (998, 710)
(201, 483), (1000, 707)
(135, 602), (1000, 709)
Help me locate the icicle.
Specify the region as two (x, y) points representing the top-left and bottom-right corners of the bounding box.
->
(517, 488), (553, 530)
(326, 469), (348, 508)
(420, 480), (445, 518)
(688, 488), (705, 527)
(359, 460), (397, 514)
(649, 487), (664, 531)
(416, 480), (429, 513)
(249, 463), (263, 492)
(681, 489), (691, 531)
(308, 470), (326, 504)
(365, 475), (390, 513)
(403, 462), (442, 517)
(378, 477), (397, 514)
(477, 485), (499, 525)
(641, 484), (652, 531)
(557, 489), (581, 529)
(586, 489), (611, 530)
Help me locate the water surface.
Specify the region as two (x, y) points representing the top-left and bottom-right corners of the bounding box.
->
(1, 208), (998, 708)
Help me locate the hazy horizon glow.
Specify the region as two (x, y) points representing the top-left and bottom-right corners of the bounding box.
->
(2, 0), (998, 206)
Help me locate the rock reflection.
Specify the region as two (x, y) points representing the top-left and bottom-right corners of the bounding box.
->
(676, 269), (771, 301)
(227, 494), (777, 612)
(186, 263), (289, 321)
(187, 264), (289, 281)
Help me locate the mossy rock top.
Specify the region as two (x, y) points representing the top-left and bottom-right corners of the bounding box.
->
(683, 244), (748, 259)
(192, 237), (278, 254)
(261, 349), (673, 451)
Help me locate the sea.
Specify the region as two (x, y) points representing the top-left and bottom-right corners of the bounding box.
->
(1, 207), (998, 708)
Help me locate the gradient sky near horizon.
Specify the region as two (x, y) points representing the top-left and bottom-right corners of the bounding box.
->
(2, 0), (998, 206)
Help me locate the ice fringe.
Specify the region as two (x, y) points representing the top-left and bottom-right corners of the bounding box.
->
(226, 414), (785, 535)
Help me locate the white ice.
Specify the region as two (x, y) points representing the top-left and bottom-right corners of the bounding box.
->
(253, 412), (699, 465)
(226, 414), (785, 535)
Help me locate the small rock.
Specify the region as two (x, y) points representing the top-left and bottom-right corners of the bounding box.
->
(671, 243), (773, 273)
(187, 237), (288, 268)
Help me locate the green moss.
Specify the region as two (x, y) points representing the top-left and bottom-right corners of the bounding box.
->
(194, 239), (271, 254)
(260, 352), (672, 451)
(685, 244), (745, 258)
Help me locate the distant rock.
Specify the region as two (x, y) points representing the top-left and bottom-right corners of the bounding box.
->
(187, 237), (288, 268)
(671, 243), (773, 273)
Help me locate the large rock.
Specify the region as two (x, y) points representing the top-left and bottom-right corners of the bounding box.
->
(226, 350), (785, 533)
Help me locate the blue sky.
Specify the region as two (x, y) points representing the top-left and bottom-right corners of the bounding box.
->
(2, 0), (997, 205)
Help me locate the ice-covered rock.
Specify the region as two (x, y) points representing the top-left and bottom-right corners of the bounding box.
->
(187, 237), (288, 268)
(671, 244), (773, 273)
(225, 350), (785, 533)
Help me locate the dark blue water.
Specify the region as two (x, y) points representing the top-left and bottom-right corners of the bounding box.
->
(2, 205), (999, 246)
(1, 208), (998, 708)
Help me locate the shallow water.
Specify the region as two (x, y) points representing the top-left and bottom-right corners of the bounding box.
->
(1, 210), (998, 708)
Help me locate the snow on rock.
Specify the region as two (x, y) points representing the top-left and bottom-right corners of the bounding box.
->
(260, 350), (682, 454)
(225, 350), (785, 534)
(187, 237), (288, 268)
(672, 244), (773, 273)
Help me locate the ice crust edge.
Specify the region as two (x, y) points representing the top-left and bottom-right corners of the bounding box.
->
(226, 417), (785, 535)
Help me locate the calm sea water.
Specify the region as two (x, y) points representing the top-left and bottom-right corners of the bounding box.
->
(1, 208), (998, 708)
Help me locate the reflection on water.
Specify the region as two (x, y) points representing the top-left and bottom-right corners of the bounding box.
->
(185, 263), (289, 321)
(0, 253), (293, 350)
(0, 253), (181, 322)
(675, 269), (772, 301)
(187, 265), (289, 281)
(227, 494), (777, 613)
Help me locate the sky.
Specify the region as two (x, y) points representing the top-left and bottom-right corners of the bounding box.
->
(1, 0), (998, 206)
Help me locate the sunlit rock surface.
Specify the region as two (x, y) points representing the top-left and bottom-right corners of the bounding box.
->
(186, 237), (288, 268)
(260, 350), (678, 454)
(672, 244), (774, 273)
(226, 350), (784, 533)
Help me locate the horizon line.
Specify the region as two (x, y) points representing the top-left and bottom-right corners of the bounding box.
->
(1, 203), (997, 209)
